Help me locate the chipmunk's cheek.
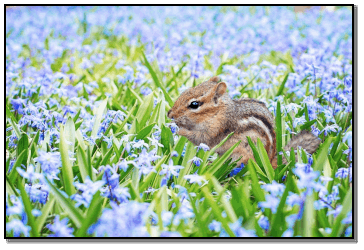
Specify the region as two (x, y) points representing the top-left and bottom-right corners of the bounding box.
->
(177, 116), (195, 131)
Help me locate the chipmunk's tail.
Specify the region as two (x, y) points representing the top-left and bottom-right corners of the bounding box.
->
(272, 130), (321, 168)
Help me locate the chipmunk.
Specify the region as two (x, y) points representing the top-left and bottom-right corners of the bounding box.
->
(167, 76), (321, 169)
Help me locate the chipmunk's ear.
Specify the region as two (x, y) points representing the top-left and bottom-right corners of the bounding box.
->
(213, 81), (227, 104)
(208, 76), (221, 83)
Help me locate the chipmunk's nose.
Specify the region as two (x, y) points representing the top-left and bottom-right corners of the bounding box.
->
(167, 109), (174, 119)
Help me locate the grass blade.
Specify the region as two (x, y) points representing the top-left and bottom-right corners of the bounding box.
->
(59, 126), (76, 196)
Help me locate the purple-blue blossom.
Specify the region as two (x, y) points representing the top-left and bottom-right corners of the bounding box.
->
(89, 201), (151, 237)
(46, 215), (74, 237)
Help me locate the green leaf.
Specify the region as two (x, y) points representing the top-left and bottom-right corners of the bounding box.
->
(73, 109), (81, 123)
(136, 123), (156, 140)
(17, 133), (29, 158)
(275, 100), (283, 165)
(207, 140), (241, 176)
(246, 136), (264, 170)
(250, 158), (266, 177)
(76, 146), (89, 182)
(246, 159), (265, 202)
(270, 172), (293, 236)
(116, 100), (138, 134)
(299, 119), (317, 131)
(75, 191), (103, 237)
(230, 180), (253, 220)
(149, 101), (161, 125)
(330, 132), (343, 156)
(59, 126), (76, 196)
(18, 178), (39, 237)
(7, 116), (21, 139)
(276, 73), (289, 96)
(6, 175), (19, 196)
(201, 187), (235, 237)
(312, 136), (333, 172)
(6, 105), (18, 124)
(46, 179), (84, 228)
(158, 94), (166, 129)
(140, 155), (168, 191)
(97, 147), (114, 169)
(330, 187), (352, 237)
(200, 132), (235, 174)
(256, 138), (274, 182)
(141, 51), (174, 107)
(304, 104), (309, 122)
(75, 129), (87, 151)
(172, 136), (187, 165)
(135, 93), (154, 129)
(210, 177), (237, 222)
(8, 149), (27, 183)
(29, 130), (40, 157)
(64, 116), (76, 153)
(35, 196), (55, 234)
(91, 98), (108, 137)
(177, 141), (196, 186)
(161, 124), (174, 153)
(303, 192), (316, 237)
(277, 162), (291, 181)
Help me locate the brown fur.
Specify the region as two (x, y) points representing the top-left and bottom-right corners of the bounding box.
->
(168, 76), (321, 170)
(281, 130), (321, 164)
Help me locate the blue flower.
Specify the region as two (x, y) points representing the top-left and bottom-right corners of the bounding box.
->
(208, 220), (222, 232)
(345, 226), (352, 237)
(89, 201), (151, 237)
(286, 214), (299, 228)
(34, 150), (62, 180)
(188, 156), (202, 167)
(11, 98), (27, 113)
(6, 196), (24, 216)
(286, 192), (304, 207)
(17, 164), (44, 183)
(167, 122), (179, 134)
(293, 166), (321, 193)
(342, 211), (352, 224)
(258, 216), (270, 231)
(116, 159), (136, 172)
(282, 228), (293, 237)
(261, 180), (285, 197)
(161, 211), (173, 226)
(46, 215), (74, 237)
(327, 205), (342, 218)
(184, 174), (207, 186)
(71, 177), (105, 207)
(258, 194), (280, 214)
(25, 183), (49, 204)
(134, 148), (160, 175)
(103, 135), (113, 148)
(160, 159), (184, 178)
(343, 131), (352, 148)
(335, 168), (349, 179)
(6, 219), (31, 237)
(32, 209), (42, 217)
(160, 177), (168, 187)
(222, 218), (257, 237)
(196, 143), (210, 152)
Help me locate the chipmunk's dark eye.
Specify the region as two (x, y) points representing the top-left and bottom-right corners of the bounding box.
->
(189, 101), (201, 109)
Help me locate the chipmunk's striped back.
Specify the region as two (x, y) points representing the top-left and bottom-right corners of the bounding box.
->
(230, 98), (277, 164)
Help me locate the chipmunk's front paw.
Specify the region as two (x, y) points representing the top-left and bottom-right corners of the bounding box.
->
(177, 127), (189, 137)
